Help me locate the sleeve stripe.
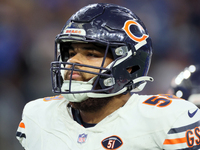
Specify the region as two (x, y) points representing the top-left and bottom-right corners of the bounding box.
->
(16, 131), (26, 138)
(164, 138), (200, 149)
(168, 120), (200, 134)
(163, 137), (186, 145)
(177, 144), (200, 150)
(19, 122), (25, 128)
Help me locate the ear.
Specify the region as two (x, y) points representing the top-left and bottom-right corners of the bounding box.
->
(126, 67), (132, 73)
(126, 65), (140, 74)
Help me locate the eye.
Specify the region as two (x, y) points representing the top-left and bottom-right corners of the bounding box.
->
(69, 51), (76, 58)
(86, 50), (103, 58)
(87, 53), (96, 57)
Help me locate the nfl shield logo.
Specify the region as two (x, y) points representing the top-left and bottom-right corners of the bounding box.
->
(77, 133), (87, 144)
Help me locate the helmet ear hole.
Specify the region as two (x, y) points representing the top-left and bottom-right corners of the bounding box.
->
(126, 65), (140, 74)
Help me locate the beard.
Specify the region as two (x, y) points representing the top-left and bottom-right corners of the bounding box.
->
(65, 66), (114, 112)
(69, 96), (113, 112)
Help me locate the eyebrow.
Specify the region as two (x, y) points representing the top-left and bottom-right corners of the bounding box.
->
(83, 46), (104, 51)
(70, 45), (106, 53)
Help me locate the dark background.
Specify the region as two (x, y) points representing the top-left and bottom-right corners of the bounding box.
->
(1, 0), (200, 149)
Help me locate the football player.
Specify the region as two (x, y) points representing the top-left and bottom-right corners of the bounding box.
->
(169, 64), (200, 108)
(16, 3), (200, 149)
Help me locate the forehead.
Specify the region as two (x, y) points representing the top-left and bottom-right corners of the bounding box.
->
(71, 43), (94, 48)
(70, 43), (106, 51)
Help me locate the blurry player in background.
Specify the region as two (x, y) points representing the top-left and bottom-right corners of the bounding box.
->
(16, 3), (200, 150)
(169, 64), (200, 108)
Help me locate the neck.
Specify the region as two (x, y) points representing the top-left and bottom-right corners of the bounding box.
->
(80, 92), (131, 124)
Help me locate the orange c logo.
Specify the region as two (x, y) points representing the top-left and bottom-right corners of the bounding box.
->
(122, 20), (148, 42)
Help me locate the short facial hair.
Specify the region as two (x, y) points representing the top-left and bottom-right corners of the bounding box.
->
(69, 96), (113, 112)
(66, 66), (113, 112)
(65, 67), (93, 81)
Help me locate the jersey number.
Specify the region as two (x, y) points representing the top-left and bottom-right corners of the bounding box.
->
(107, 140), (116, 149)
(143, 96), (172, 107)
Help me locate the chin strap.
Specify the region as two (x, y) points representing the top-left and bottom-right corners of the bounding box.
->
(131, 76), (154, 92)
(61, 79), (93, 102)
(61, 76), (153, 102)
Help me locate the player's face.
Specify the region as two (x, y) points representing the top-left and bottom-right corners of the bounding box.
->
(64, 43), (113, 81)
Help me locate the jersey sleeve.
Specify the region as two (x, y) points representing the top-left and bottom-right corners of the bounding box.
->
(163, 105), (200, 149)
(16, 100), (43, 150)
(16, 96), (66, 149)
(16, 120), (26, 148)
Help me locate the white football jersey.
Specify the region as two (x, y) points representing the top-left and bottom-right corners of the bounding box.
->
(16, 94), (200, 150)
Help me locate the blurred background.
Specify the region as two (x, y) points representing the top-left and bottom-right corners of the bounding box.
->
(0, 0), (200, 149)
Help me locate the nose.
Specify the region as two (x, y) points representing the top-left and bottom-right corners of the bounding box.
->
(67, 53), (83, 65)
(64, 53), (83, 80)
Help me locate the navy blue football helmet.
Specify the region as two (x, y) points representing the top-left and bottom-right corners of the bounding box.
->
(51, 3), (153, 102)
(170, 65), (200, 107)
